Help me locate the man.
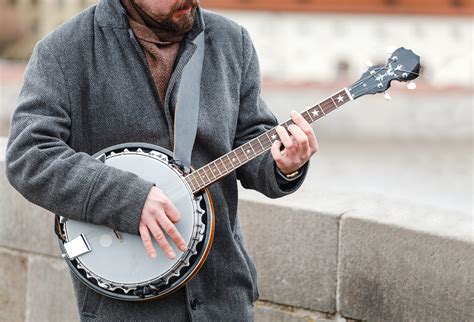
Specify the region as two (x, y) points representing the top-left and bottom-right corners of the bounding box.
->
(6, 0), (317, 320)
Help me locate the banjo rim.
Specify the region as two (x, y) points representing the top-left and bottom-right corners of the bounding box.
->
(56, 142), (215, 301)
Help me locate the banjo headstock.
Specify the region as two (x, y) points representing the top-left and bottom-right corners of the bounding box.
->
(348, 47), (421, 100)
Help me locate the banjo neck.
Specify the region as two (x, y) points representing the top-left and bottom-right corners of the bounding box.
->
(185, 88), (353, 194)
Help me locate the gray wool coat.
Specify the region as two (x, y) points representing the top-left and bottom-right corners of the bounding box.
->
(6, 1), (307, 321)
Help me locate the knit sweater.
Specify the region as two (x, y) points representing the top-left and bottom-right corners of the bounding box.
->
(121, 0), (182, 105)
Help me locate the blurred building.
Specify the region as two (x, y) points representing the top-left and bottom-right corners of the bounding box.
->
(4, 0), (97, 39)
(0, 0), (97, 59)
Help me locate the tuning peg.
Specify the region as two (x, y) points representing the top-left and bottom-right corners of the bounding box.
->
(365, 60), (373, 67)
(407, 82), (417, 90)
(384, 92), (391, 100)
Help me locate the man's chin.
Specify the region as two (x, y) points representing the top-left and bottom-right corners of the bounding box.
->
(171, 7), (196, 32)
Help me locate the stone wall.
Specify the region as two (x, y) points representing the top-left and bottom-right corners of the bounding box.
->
(1, 138), (472, 321)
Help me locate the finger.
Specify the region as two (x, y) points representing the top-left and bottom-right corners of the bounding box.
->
(291, 111), (318, 152)
(147, 220), (176, 259)
(275, 126), (295, 152)
(287, 124), (309, 158)
(157, 211), (188, 252)
(164, 199), (181, 224)
(312, 134), (319, 154)
(139, 222), (156, 259)
(271, 139), (283, 162)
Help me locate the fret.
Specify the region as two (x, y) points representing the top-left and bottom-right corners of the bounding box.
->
(194, 170), (205, 187)
(205, 164), (216, 181)
(302, 110), (313, 123)
(238, 146), (250, 161)
(220, 154), (234, 174)
(321, 101), (332, 114)
(267, 129), (279, 143)
(228, 151), (240, 167)
(252, 140), (262, 155)
(282, 120), (293, 130)
(265, 132), (271, 144)
(256, 136), (266, 151)
(243, 143), (257, 158)
(198, 169), (209, 185)
(186, 176), (196, 192)
(260, 133), (271, 148)
(188, 173), (198, 189)
(317, 104), (326, 116)
(330, 96), (337, 107)
(221, 155), (232, 171)
(234, 148), (245, 164)
(308, 105), (323, 120)
(213, 160), (223, 176)
(214, 159), (224, 173)
(251, 139), (263, 154)
(187, 173), (196, 189)
(249, 140), (259, 154)
(332, 90), (348, 107)
(236, 147), (247, 162)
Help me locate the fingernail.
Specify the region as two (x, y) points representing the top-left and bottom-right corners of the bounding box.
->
(167, 251), (176, 259)
(291, 111), (298, 117)
(179, 244), (188, 252)
(150, 252), (156, 259)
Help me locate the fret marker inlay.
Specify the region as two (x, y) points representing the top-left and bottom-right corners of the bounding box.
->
(337, 95), (344, 102)
(311, 110), (319, 117)
(271, 134), (277, 140)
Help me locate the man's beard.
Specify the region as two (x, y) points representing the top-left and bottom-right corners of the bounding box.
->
(161, 0), (199, 33)
(132, 0), (199, 34)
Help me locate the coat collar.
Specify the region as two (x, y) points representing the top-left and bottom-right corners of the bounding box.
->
(95, 0), (205, 40)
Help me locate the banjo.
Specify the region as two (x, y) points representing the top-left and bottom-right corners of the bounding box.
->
(55, 47), (420, 301)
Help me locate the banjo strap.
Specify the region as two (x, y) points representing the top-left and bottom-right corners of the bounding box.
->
(173, 30), (205, 174)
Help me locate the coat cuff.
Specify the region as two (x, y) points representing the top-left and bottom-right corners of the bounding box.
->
(85, 165), (155, 235)
(274, 161), (309, 193)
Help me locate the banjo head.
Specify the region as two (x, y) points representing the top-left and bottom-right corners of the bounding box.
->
(57, 143), (214, 301)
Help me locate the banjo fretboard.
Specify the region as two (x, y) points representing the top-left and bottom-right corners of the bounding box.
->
(185, 88), (352, 193)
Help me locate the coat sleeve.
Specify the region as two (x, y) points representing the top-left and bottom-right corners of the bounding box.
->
(234, 27), (308, 198)
(5, 41), (154, 235)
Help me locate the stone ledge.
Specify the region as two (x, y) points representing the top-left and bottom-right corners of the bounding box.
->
(238, 200), (340, 313)
(337, 206), (473, 321)
(25, 251), (79, 322)
(0, 162), (60, 257)
(239, 191), (472, 320)
(0, 247), (79, 322)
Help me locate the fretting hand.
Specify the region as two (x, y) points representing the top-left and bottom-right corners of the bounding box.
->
(139, 186), (188, 259)
(271, 111), (319, 175)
